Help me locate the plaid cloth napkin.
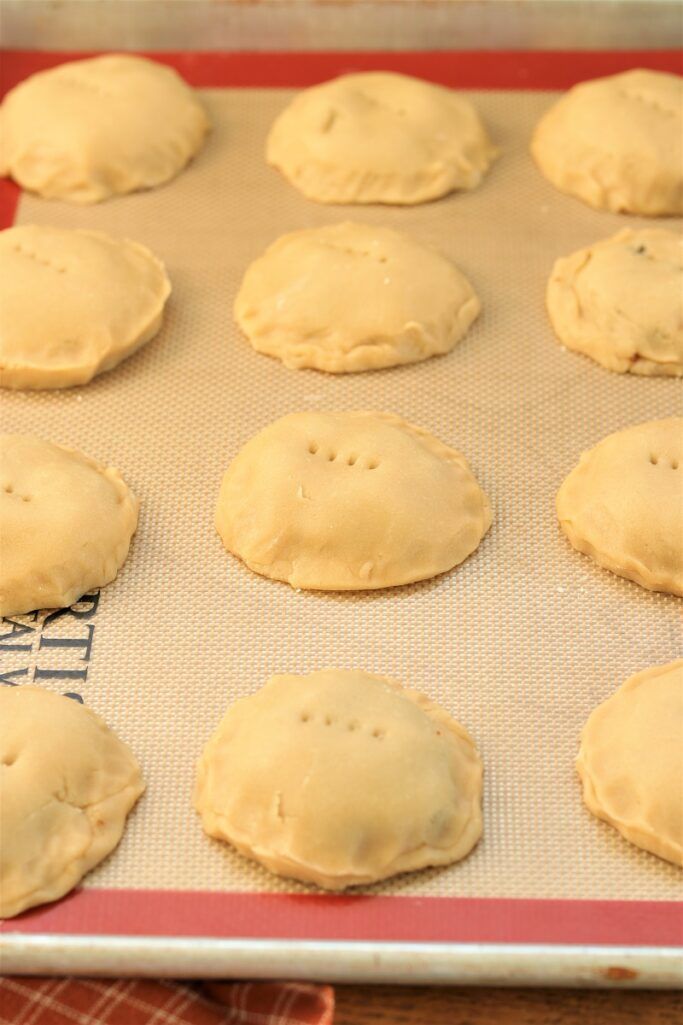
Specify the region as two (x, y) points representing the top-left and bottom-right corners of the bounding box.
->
(0, 978), (335, 1024)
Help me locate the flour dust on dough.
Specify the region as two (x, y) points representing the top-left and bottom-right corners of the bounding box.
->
(235, 222), (480, 373)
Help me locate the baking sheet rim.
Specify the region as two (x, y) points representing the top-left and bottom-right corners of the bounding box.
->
(3, 935), (683, 988)
(1, 47), (682, 987)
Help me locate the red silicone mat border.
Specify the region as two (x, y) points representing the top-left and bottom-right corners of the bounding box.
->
(1, 48), (682, 96)
(3, 890), (682, 947)
(1, 49), (681, 950)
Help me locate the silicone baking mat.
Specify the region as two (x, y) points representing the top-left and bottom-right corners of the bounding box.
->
(1, 51), (682, 961)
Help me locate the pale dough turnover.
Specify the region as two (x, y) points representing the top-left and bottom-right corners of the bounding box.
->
(195, 668), (483, 889)
(556, 419), (683, 596)
(266, 72), (498, 205)
(235, 222), (481, 372)
(547, 229), (683, 377)
(0, 225), (171, 390)
(0, 54), (210, 203)
(0, 686), (144, 918)
(0, 435), (139, 617)
(577, 660), (683, 867)
(531, 69), (683, 216)
(215, 411), (492, 590)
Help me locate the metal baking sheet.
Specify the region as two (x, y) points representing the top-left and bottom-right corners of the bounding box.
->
(2, 0), (682, 53)
(0, 48), (682, 986)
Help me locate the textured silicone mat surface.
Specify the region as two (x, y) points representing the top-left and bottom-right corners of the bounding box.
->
(2, 87), (682, 902)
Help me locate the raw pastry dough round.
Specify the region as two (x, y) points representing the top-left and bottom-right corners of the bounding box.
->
(266, 72), (497, 205)
(556, 418), (683, 596)
(0, 686), (144, 918)
(0, 54), (210, 203)
(577, 660), (683, 867)
(0, 435), (139, 617)
(215, 411), (492, 590)
(235, 222), (481, 372)
(547, 228), (683, 377)
(531, 69), (683, 215)
(0, 225), (171, 390)
(195, 668), (483, 889)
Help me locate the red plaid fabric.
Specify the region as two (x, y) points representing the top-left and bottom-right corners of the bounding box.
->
(0, 978), (334, 1025)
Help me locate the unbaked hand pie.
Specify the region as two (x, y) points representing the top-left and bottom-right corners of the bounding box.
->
(0, 686), (144, 918)
(0, 54), (209, 203)
(547, 228), (683, 377)
(195, 668), (483, 889)
(0, 435), (139, 617)
(234, 222), (480, 372)
(266, 72), (498, 205)
(215, 411), (492, 590)
(531, 69), (683, 215)
(0, 225), (171, 389)
(577, 660), (683, 866)
(556, 418), (683, 596)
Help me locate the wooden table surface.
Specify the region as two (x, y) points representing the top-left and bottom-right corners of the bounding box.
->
(334, 985), (683, 1024)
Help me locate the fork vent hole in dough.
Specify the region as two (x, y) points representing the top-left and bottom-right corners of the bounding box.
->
(531, 69), (683, 215)
(0, 54), (210, 203)
(556, 418), (683, 596)
(13, 242), (67, 273)
(650, 454), (680, 469)
(546, 228), (683, 377)
(0, 686), (144, 918)
(0, 434), (139, 617)
(0, 225), (171, 390)
(266, 71), (497, 205)
(215, 410), (492, 591)
(577, 660), (683, 867)
(234, 222), (481, 373)
(194, 669), (483, 890)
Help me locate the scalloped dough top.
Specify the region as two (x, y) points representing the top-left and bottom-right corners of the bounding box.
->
(0, 225), (171, 389)
(0, 435), (139, 617)
(195, 668), (483, 889)
(0, 686), (144, 918)
(235, 222), (481, 372)
(556, 418), (683, 596)
(215, 411), (492, 590)
(266, 72), (498, 205)
(577, 660), (683, 867)
(547, 228), (683, 377)
(531, 69), (683, 215)
(0, 54), (210, 203)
